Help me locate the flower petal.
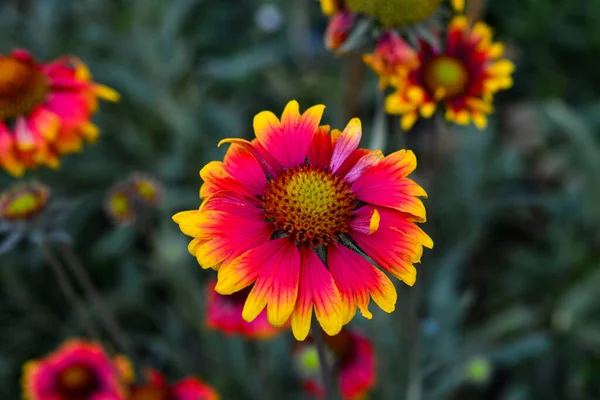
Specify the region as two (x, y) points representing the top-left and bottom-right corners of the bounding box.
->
(351, 150), (428, 221)
(307, 125), (333, 168)
(176, 193), (274, 270)
(216, 238), (293, 296)
(240, 237), (301, 326)
(330, 118), (362, 174)
(328, 242), (397, 324)
(349, 206), (380, 235)
(253, 101), (325, 168)
(291, 247), (343, 340)
(350, 213), (427, 286)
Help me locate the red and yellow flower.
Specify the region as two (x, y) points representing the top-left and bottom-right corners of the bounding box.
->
(295, 328), (375, 400)
(0, 49), (118, 177)
(206, 279), (286, 339)
(363, 31), (419, 88)
(0, 181), (49, 221)
(22, 339), (129, 400)
(130, 369), (219, 400)
(385, 16), (514, 130)
(320, 0), (464, 51)
(173, 100), (432, 341)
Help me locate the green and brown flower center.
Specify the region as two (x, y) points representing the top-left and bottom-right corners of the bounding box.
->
(0, 56), (49, 120)
(262, 165), (355, 247)
(57, 364), (98, 397)
(345, 0), (443, 28)
(131, 385), (171, 400)
(423, 55), (469, 99)
(0, 182), (49, 221)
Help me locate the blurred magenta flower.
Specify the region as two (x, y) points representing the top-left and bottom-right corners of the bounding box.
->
(22, 339), (130, 400)
(173, 100), (432, 341)
(206, 279), (286, 339)
(0, 50), (118, 177)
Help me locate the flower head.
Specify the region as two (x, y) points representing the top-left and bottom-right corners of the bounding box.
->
(206, 279), (286, 339)
(130, 370), (219, 400)
(385, 16), (514, 130)
(105, 173), (163, 225)
(344, 0), (443, 28)
(0, 181), (49, 221)
(22, 339), (128, 400)
(173, 100), (432, 341)
(295, 328), (375, 400)
(319, 0), (462, 52)
(0, 49), (118, 177)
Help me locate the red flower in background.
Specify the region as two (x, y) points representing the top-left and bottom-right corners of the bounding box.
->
(0, 49), (118, 177)
(206, 280), (286, 339)
(22, 339), (129, 400)
(130, 370), (219, 400)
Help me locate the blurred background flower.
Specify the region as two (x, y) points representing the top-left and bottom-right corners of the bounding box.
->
(22, 339), (129, 400)
(0, 50), (117, 177)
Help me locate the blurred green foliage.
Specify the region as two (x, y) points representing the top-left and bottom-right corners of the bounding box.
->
(1, 0), (600, 399)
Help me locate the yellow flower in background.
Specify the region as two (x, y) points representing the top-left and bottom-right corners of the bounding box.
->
(385, 16), (514, 130)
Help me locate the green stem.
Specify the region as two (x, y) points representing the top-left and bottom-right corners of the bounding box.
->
(312, 324), (336, 400)
(39, 242), (101, 341)
(58, 242), (142, 378)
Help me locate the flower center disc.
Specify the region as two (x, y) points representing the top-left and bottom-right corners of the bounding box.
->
(57, 364), (98, 397)
(0, 56), (49, 120)
(262, 165), (355, 247)
(345, 0), (443, 27)
(0, 184), (48, 221)
(423, 55), (469, 99)
(131, 385), (171, 400)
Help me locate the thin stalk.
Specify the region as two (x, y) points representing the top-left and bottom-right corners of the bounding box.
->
(312, 324), (336, 400)
(39, 242), (101, 341)
(58, 243), (141, 375)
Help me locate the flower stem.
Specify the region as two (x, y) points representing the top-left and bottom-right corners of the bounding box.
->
(312, 324), (336, 400)
(58, 243), (141, 375)
(39, 241), (101, 341)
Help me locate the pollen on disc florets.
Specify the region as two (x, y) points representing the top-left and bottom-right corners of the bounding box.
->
(345, 0), (443, 28)
(0, 55), (49, 120)
(57, 364), (98, 398)
(262, 165), (355, 247)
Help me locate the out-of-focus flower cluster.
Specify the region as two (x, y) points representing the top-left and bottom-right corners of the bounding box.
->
(22, 339), (220, 400)
(320, 0), (514, 130)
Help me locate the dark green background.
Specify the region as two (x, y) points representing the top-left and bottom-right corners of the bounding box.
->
(1, 0), (600, 398)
